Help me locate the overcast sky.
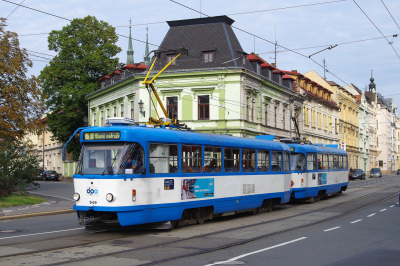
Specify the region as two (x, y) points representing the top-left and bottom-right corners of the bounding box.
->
(2, 0), (400, 108)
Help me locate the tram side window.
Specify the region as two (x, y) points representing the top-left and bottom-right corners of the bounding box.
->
(339, 155), (343, 169)
(284, 152), (290, 171)
(307, 153), (317, 170)
(343, 155), (348, 169)
(224, 148), (240, 172)
(181, 145), (202, 173)
(242, 149), (255, 172)
(328, 154), (334, 169)
(257, 150), (270, 172)
(149, 144), (178, 174)
(333, 155), (339, 169)
(271, 151), (282, 172)
(322, 154), (328, 170)
(291, 153), (306, 171)
(204, 146), (222, 173)
(318, 154), (323, 170)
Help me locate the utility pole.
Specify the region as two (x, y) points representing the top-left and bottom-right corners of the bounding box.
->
(323, 59), (326, 79)
(274, 41), (277, 66)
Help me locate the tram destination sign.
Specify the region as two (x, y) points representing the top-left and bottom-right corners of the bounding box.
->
(83, 131), (121, 140)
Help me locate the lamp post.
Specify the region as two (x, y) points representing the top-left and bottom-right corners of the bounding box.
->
(138, 100), (145, 117)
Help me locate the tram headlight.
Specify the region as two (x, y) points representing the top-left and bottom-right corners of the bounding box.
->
(106, 193), (114, 202)
(73, 193), (80, 201)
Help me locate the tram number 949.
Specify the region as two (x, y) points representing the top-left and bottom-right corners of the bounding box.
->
(89, 201), (97, 205)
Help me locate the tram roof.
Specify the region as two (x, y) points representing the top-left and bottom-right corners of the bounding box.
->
(81, 126), (290, 151)
(288, 143), (347, 155)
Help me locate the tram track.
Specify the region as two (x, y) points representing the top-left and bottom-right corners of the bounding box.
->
(1, 177), (398, 265)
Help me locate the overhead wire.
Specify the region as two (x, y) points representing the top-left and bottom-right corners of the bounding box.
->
(169, 0), (349, 85)
(380, 0), (400, 31)
(5, 0), (24, 19)
(352, 0), (400, 60)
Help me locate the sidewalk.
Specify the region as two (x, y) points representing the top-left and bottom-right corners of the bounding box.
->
(0, 190), (75, 221)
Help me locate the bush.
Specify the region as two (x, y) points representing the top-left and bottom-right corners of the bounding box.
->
(0, 138), (41, 198)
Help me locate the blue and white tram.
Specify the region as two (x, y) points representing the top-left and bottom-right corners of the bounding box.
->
(72, 121), (292, 227)
(288, 143), (349, 201)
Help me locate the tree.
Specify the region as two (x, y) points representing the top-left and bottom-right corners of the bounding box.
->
(39, 16), (122, 159)
(0, 18), (46, 139)
(0, 138), (41, 198)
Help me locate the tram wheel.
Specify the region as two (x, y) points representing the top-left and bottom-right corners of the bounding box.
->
(197, 209), (206, 224)
(267, 200), (274, 212)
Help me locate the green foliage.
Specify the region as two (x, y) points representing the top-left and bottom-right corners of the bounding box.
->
(39, 16), (122, 159)
(0, 138), (41, 198)
(0, 194), (46, 208)
(0, 18), (46, 139)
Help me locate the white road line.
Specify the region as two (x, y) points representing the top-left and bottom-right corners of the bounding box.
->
(380, 209), (387, 212)
(203, 237), (307, 266)
(0, 228), (84, 240)
(367, 213), (376, 217)
(397, 202), (399, 205)
(324, 226), (341, 232)
(28, 192), (74, 202)
(350, 219), (362, 224)
(390, 205), (395, 207)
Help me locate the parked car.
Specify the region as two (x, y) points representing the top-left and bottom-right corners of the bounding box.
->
(397, 169), (400, 175)
(349, 169), (365, 180)
(370, 168), (382, 178)
(40, 170), (60, 181)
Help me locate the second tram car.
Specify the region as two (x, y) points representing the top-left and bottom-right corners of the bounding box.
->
(72, 119), (292, 227)
(288, 143), (349, 201)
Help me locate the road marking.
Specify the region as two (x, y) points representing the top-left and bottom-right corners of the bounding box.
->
(203, 237), (307, 266)
(390, 205), (395, 207)
(0, 228), (84, 240)
(397, 202), (399, 205)
(28, 192), (74, 202)
(324, 226), (340, 232)
(350, 219), (362, 224)
(367, 213), (375, 217)
(380, 209), (387, 212)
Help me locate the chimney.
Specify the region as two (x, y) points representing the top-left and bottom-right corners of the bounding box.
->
(271, 63), (276, 68)
(291, 70), (297, 73)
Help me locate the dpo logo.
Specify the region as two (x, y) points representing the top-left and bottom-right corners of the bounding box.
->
(87, 187), (98, 195)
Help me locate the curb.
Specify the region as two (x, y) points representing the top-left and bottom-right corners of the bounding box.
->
(0, 209), (75, 221)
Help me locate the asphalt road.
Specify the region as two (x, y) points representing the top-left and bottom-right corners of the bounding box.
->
(29, 180), (75, 200)
(0, 174), (399, 265)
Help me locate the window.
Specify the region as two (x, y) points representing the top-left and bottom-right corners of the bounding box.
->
(242, 149), (255, 172)
(271, 151), (282, 172)
(167, 54), (177, 65)
(378, 160), (383, 167)
(101, 111), (104, 126)
(93, 113), (96, 126)
(290, 153), (306, 171)
(328, 154), (333, 169)
(107, 109), (110, 119)
(119, 144), (146, 175)
(339, 155), (343, 169)
(198, 95), (209, 120)
(167, 97), (178, 120)
(274, 107), (277, 128)
(224, 148), (239, 172)
(242, 56), (246, 65)
(257, 150), (270, 172)
(113, 106), (117, 117)
(131, 101), (134, 119)
(343, 155), (348, 169)
(283, 152), (290, 171)
(307, 154), (316, 170)
(204, 146), (222, 173)
(181, 145), (202, 173)
(322, 154), (328, 169)
(264, 104), (268, 126)
(120, 104), (124, 117)
(246, 97), (250, 121)
(283, 109), (286, 130)
(318, 153), (323, 170)
(333, 155), (339, 169)
(149, 144), (178, 174)
(203, 51), (214, 63)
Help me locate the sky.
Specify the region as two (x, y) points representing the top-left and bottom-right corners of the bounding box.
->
(1, 0), (400, 108)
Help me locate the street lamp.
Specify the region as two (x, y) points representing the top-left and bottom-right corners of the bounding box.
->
(138, 100), (145, 117)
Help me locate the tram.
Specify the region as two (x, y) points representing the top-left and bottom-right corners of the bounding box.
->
(288, 143), (349, 202)
(71, 118), (292, 227)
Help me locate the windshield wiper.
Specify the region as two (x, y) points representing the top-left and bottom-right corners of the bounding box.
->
(102, 152), (120, 176)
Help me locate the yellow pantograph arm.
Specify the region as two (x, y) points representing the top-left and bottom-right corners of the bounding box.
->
(142, 57), (158, 84)
(145, 53), (182, 84)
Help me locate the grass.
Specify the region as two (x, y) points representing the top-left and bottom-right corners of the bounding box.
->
(0, 194), (47, 208)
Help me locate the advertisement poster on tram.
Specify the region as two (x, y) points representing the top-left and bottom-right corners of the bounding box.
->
(318, 173), (327, 185)
(181, 178), (214, 200)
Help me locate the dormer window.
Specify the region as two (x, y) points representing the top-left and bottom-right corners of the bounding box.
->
(203, 51), (214, 63)
(167, 54), (177, 65)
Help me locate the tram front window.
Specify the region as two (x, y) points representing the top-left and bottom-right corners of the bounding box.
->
(76, 143), (145, 175)
(290, 153), (306, 171)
